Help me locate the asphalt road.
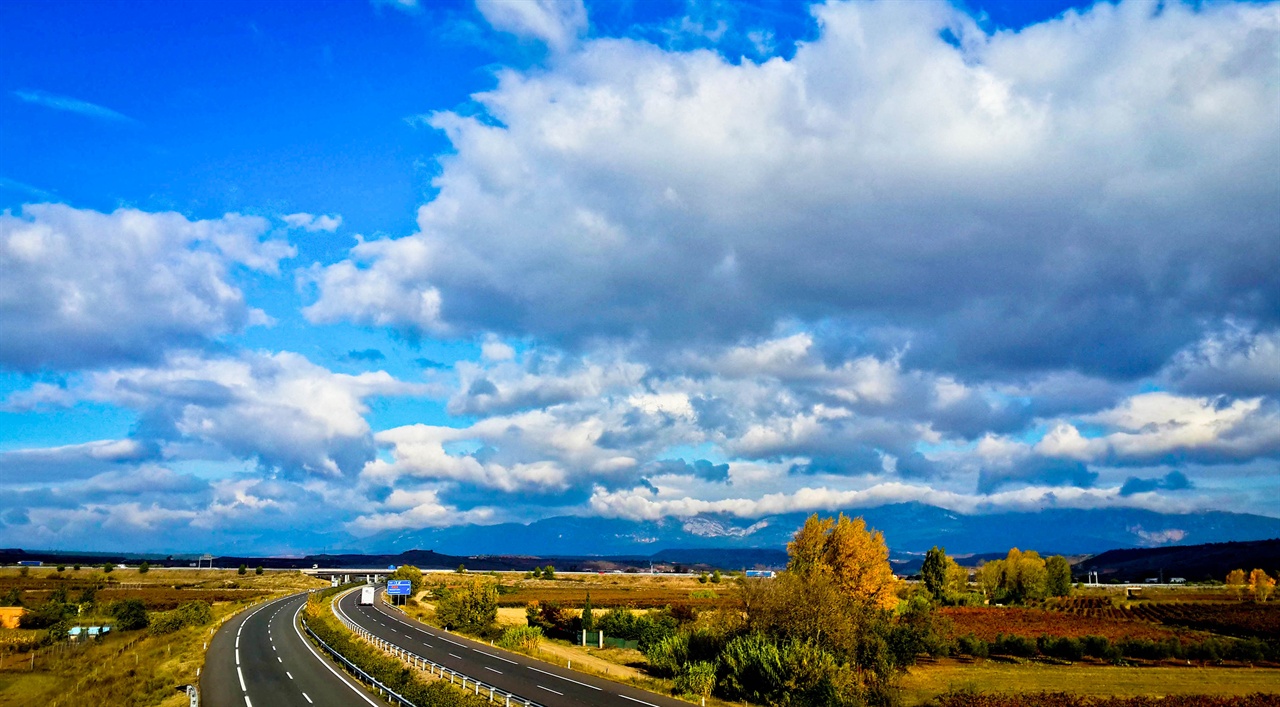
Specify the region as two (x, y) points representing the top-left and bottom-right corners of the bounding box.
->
(336, 588), (692, 707)
(202, 592), (382, 707)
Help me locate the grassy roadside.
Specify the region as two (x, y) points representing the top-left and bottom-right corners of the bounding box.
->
(0, 569), (325, 707)
(393, 594), (715, 706)
(302, 588), (492, 706)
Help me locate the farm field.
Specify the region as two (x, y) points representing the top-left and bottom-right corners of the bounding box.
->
(899, 660), (1280, 705)
(0, 567), (326, 707)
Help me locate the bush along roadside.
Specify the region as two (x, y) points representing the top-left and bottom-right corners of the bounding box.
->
(302, 590), (492, 707)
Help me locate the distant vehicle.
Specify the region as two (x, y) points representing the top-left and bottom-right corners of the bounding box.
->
(16, 560), (42, 567)
(360, 586), (376, 605)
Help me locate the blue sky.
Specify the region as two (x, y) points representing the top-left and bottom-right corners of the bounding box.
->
(1, 0), (1277, 553)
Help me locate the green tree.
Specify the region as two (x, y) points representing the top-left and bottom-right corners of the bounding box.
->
(72, 564), (80, 571)
(138, 561), (150, 574)
(920, 546), (948, 601)
(55, 565), (65, 573)
(698, 571), (709, 584)
(435, 579), (497, 632)
(530, 566), (542, 579)
(111, 599), (149, 631)
(456, 564), (467, 574)
(1, 588), (22, 607)
(542, 565), (556, 580)
(711, 569), (722, 584)
(238, 564), (247, 575)
(1046, 555), (1073, 597)
(255, 565), (263, 575)
(102, 563), (114, 574)
(581, 591), (595, 632)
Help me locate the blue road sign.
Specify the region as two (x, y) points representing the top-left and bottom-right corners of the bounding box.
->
(386, 580), (412, 596)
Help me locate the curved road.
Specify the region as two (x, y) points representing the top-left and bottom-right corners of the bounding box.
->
(336, 588), (692, 707)
(202, 592), (381, 707)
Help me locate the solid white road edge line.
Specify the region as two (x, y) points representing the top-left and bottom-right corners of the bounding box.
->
(527, 665), (602, 690)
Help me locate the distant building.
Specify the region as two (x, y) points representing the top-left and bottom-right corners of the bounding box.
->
(745, 570), (776, 578)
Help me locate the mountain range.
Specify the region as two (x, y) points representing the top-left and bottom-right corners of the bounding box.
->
(368, 503), (1280, 558)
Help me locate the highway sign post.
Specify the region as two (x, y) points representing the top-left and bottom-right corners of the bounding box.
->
(387, 579), (411, 605)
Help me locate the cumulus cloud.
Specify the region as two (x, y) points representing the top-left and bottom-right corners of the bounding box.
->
(0, 439), (155, 483)
(0, 204), (294, 371)
(1163, 325), (1280, 397)
(282, 212), (343, 233)
(587, 479), (1195, 522)
(77, 350), (425, 478)
(307, 0), (1279, 379)
(476, 0), (588, 52)
(347, 488), (495, 534)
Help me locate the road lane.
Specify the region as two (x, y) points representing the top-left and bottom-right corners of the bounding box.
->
(202, 592), (382, 707)
(336, 587), (691, 707)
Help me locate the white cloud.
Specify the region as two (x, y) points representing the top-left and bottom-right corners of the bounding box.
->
(347, 488), (495, 534)
(307, 0), (1279, 380)
(12, 89), (137, 124)
(588, 479), (1194, 522)
(282, 212), (343, 233)
(79, 350), (426, 477)
(0, 204), (294, 371)
(476, 0), (588, 52)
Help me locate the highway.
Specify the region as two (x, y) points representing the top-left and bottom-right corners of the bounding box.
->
(335, 587), (692, 707)
(202, 592), (382, 707)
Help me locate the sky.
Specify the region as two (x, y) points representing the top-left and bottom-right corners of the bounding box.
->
(1, 0), (1277, 554)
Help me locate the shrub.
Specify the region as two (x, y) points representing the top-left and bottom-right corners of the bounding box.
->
(1038, 635), (1084, 661)
(991, 634), (1036, 658)
(139, 561), (150, 574)
(435, 580), (497, 632)
(674, 661), (716, 699)
(496, 625), (542, 653)
(711, 570), (722, 584)
(110, 599), (149, 631)
(238, 564), (247, 575)
(1081, 635), (1113, 659)
(255, 566), (263, 575)
(643, 632), (689, 676)
(719, 633), (786, 703)
(957, 633), (989, 658)
(19, 602), (69, 629)
(56, 565), (65, 572)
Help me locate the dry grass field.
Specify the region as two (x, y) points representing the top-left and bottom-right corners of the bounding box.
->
(0, 567), (326, 707)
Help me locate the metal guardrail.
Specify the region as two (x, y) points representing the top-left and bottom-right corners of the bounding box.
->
(303, 618), (416, 707)
(328, 591), (540, 707)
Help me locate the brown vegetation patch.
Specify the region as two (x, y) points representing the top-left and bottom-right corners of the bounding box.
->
(941, 607), (1184, 642)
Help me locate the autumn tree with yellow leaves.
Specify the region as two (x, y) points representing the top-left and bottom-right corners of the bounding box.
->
(1227, 568), (1248, 601)
(786, 513), (899, 610)
(1248, 569), (1275, 602)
